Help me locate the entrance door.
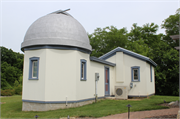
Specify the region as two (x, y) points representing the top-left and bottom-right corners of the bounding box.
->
(105, 67), (109, 95)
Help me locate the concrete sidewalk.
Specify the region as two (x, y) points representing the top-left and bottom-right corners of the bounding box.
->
(98, 108), (179, 119)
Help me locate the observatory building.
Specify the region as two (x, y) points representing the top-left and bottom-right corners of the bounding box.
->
(21, 10), (157, 111)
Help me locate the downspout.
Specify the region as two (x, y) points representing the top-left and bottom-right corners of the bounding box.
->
(95, 73), (99, 102)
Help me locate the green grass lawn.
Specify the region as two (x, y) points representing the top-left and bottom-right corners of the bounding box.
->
(1, 95), (179, 118)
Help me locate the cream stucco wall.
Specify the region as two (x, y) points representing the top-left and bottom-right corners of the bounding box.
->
(23, 49), (115, 102)
(124, 54), (148, 96)
(23, 48), (155, 104)
(145, 63), (155, 95)
(23, 49), (79, 102)
(22, 49), (47, 101)
(76, 51), (115, 100)
(105, 52), (155, 96)
(106, 54), (116, 64)
(44, 49), (78, 101)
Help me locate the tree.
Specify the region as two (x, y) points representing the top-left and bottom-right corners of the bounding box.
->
(89, 15), (179, 96)
(1, 46), (24, 72)
(0, 47), (24, 90)
(128, 23), (159, 48)
(89, 26), (128, 57)
(162, 12), (179, 35)
(1, 62), (21, 86)
(128, 22), (179, 96)
(126, 38), (150, 57)
(127, 23), (161, 58)
(1, 47), (17, 65)
(1, 62), (13, 90)
(149, 41), (179, 95)
(161, 10), (179, 48)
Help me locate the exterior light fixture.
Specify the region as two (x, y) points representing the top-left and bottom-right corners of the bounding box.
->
(34, 115), (38, 119)
(126, 104), (132, 119)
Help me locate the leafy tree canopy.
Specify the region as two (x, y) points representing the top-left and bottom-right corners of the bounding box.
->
(89, 26), (128, 57)
(161, 10), (179, 48)
(1, 47), (24, 90)
(88, 8), (179, 96)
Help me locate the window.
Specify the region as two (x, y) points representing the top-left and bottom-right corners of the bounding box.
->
(32, 61), (38, 78)
(150, 65), (152, 82)
(29, 57), (39, 80)
(131, 66), (140, 82)
(80, 59), (86, 81)
(133, 69), (138, 80)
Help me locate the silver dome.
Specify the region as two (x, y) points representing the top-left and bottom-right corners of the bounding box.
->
(21, 10), (92, 51)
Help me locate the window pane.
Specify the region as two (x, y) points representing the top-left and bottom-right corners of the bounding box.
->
(133, 69), (138, 80)
(32, 61), (38, 78)
(81, 63), (84, 79)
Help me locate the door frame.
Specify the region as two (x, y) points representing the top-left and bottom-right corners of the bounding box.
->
(104, 66), (110, 96)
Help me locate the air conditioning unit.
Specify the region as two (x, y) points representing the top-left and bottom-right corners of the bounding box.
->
(115, 86), (128, 99)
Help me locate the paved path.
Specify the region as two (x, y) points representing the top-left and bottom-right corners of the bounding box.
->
(98, 108), (179, 119)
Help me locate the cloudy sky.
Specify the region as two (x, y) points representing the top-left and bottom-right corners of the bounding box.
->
(1, 0), (179, 53)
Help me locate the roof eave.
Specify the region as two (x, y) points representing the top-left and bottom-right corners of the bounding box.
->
(90, 56), (116, 67)
(99, 47), (157, 67)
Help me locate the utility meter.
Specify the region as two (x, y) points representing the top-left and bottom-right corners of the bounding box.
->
(130, 82), (133, 88)
(95, 73), (99, 81)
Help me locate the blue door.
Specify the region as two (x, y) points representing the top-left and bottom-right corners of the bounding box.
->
(105, 67), (109, 95)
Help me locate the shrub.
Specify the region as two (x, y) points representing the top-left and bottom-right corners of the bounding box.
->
(14, 85), (22, 95)
(1, 78), (13, 90)
(18, 75), (23, 85)
(1, 89), (15, 96)
(14, 80), (19, 87)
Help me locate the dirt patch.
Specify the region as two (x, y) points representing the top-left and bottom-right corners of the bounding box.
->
(159, 103), (179, 108)
(143, 103), (179, 118)
(143, 114), (177, 119)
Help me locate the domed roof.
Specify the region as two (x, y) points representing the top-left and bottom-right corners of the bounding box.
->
(21, 10), (92, 51)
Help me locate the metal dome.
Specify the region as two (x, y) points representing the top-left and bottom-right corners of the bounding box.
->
(21, 10), (92, 51)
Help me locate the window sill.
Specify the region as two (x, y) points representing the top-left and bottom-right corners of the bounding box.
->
(131, 80), (140, 82)
(80, 79), (87, 81)
(29, 78), (39, 80)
